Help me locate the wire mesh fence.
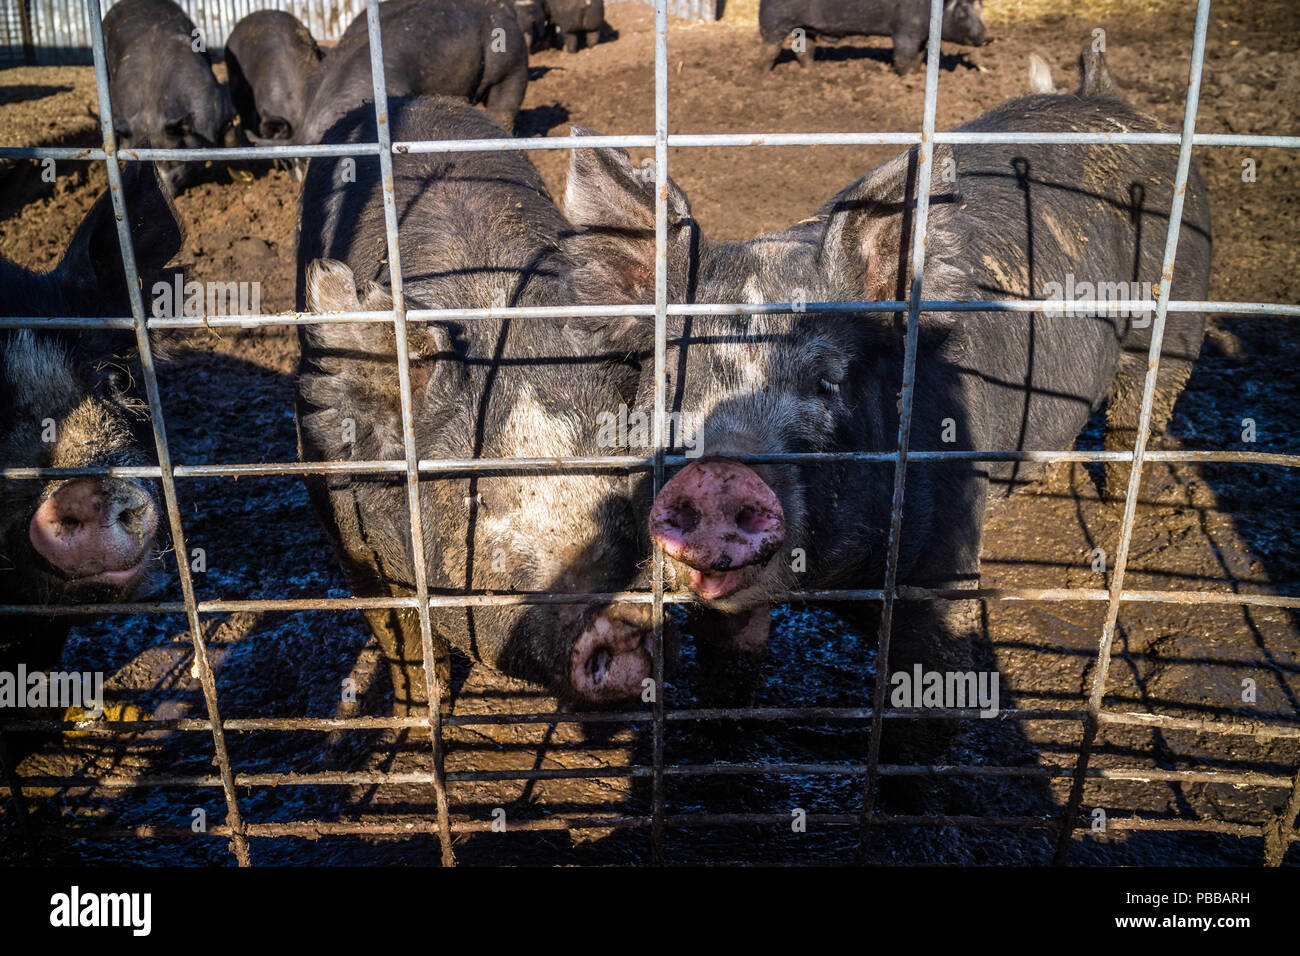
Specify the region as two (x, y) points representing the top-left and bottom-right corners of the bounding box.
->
(0, 0), (1297, 866)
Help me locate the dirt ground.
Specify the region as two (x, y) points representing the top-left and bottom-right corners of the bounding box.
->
(0, 0), (1298, 866)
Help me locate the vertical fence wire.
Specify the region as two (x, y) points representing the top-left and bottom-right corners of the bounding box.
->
(649, 0), (669, 867)
(360, 0), (456, 867)
(1051, 0), (1213, 866)
(1264, 769), (1300, 866)
(83, 0), (252, 866)
(855, 0), (945, 861)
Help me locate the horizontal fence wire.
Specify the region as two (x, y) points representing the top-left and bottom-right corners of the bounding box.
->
(3, 130), (1298, 163)
(0, 0), (1298, 866)
(12, 765), (1299, 790)
(7, 707), (1300, 739)
(2, 586), (1300, 617)
(3, 299), (1300, 333)
(5, 814), (1271, 844)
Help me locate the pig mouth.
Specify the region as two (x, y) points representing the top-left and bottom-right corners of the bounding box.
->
(45, 553), (153, 598)
(687, 567), (748, 601)
(64, 557), (150, 589)
(664, 554), (769, 608)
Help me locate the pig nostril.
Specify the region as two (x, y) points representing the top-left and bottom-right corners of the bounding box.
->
(735, 506), (768, 535)
(118, 505), (147, 537)
(666, 501), (700, 534)
(588, 646), (612, 682)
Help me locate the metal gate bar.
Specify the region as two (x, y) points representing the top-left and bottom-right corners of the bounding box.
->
(8, 706), (1300, 737)
(80, 0), (252, 865)
(357, 0), (455, 868)
(0, 0), (1296, 866)
(1052, 0), (1212, 865)
(649, 0), (669, 866)
(856, 0), (944, 859)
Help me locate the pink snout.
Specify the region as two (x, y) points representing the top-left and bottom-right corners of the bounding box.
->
(649, 458), (785, 598)
(29, 479), (157, 586)
(570, 605), (655, 703)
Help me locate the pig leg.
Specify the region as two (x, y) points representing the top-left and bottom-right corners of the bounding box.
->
(362, 603), (453, 719)
(484, 68), (528, 134)
(692, 604), (771, 709)
(794, 37), (815, 69)
(311, 481), (454, 718)
(1103, 347), (1196, 505)
(563, 31), (580, 53)
(892, 31), (924, 75)
(756, 39), (783, 73)
(585, 30), (600, 47)
(869, 596), (979, 813)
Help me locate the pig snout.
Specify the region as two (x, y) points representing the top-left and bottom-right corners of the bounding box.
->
(29, 479), (157, 585)
(649, 458), (785, 600)
(570, 605), (655, 703)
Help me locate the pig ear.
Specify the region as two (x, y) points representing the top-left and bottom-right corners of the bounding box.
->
(305, 258), (363, 313)
(58, 162), (184, 315)
(817, 148), (961, 305)
(1027, 53), (1054, 94)
(1077, 48), (1118, 98)
(817, 151), (962, 344)
(560, 315), (652, 364)
(564, 127), (691, 232)
(358, 281), (393, 313)
(817, 168), (912, 306)
(564, 127), (698, 306)
(303, 258), (390, 352)
(303, 259), (465, 394)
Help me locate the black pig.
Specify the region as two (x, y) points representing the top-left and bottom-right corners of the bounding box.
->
(565, 52), (1210, 770)
(103, 0), (237, 192)
(758, 0), (989, 74)
(296, 96), (662, 713)
(1, 164), (182, 686)
(299, 0), (529, 142)
(225, 10), (322, 148)
(544, 0), (607, 52)
(508, 0), (547, 49)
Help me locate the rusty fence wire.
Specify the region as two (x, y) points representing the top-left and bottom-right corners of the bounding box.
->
(0, 0), (1298, 866)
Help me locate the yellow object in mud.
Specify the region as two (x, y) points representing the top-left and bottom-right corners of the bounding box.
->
(61, 702), (150, 738)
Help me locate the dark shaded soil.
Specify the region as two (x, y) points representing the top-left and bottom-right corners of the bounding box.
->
(0, 1), (1297, 866)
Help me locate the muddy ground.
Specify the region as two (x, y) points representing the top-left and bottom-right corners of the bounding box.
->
(0, 0), (1298, 866)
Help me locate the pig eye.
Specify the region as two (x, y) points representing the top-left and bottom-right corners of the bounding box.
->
(817, 377), (840, 397)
